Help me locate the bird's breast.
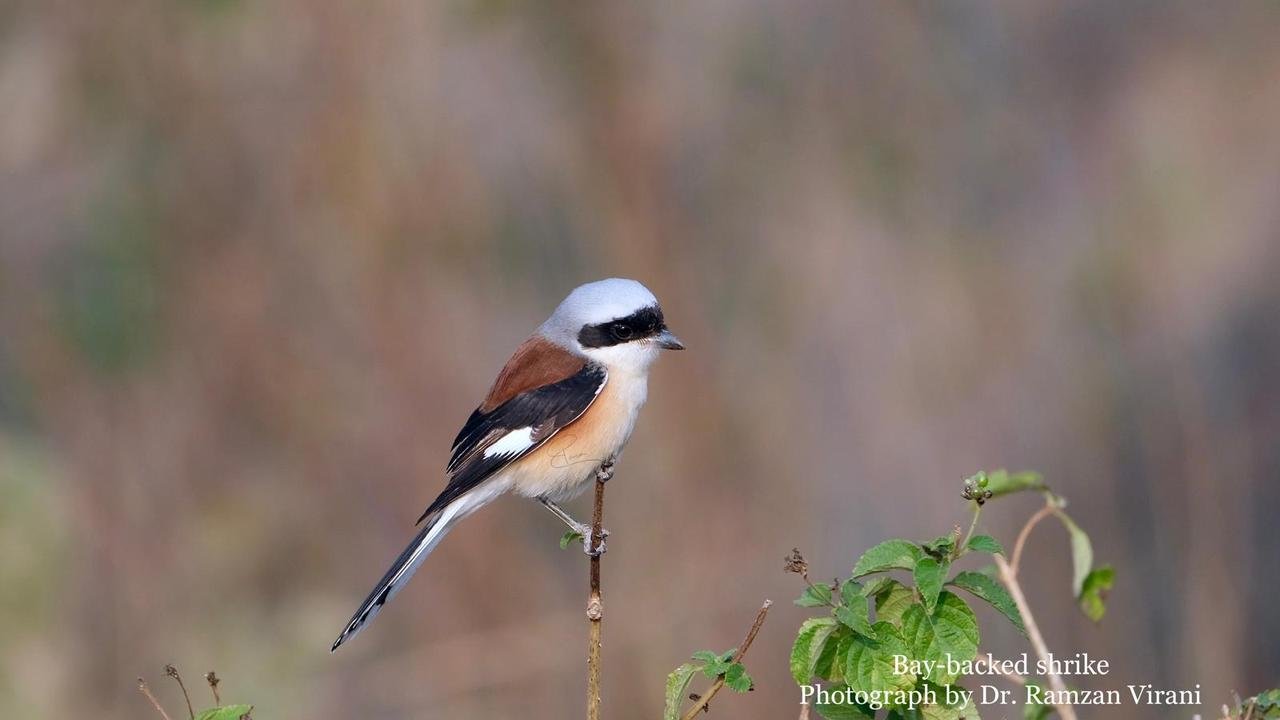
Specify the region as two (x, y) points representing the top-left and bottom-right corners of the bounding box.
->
(505, 370), (649, 501)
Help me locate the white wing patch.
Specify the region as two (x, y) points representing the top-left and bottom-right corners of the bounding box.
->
(483, 427), (536, 459)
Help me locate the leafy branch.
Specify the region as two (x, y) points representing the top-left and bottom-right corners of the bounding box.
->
(137, 665), (252, 720)
(664, 600), (773, 720)
(784, 469), (1114, 720)
(1222, 689), (1280, 720)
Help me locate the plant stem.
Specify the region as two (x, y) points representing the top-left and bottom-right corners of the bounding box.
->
(995, 510), (1078, 720)
(958, 501), (983, 559)
(164, 665), (195, 720)
(1010, 504), (1054, 574)
(978, 649), (1029, 686)
(680, 600), (773, 720)
(137, 679), (175, 720)
(586, 470), (607, 720)
(204, 671), (221, 706)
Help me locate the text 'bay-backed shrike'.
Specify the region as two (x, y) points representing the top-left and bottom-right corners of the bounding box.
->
(332, 278), (683, 651)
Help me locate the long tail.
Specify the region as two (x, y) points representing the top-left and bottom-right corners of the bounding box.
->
(331, 487), (495, 651)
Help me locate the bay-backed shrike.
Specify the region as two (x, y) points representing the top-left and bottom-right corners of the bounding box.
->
(332, 278), (683, 651)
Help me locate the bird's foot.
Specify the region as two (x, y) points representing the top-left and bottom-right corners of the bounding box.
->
(595, 459), (616, 483)
(583, 525), (610, 556)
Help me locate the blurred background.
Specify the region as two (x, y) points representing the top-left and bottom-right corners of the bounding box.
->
(2, 1), (1278, 718)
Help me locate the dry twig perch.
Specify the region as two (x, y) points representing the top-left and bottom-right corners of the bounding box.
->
(586, 462), (610, 720)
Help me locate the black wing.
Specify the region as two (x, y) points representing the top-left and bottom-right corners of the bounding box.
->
(414, 362), (608, 524)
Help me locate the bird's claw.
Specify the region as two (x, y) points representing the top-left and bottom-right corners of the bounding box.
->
(582, 526), (610, 556)
(595, 459), (615, 483)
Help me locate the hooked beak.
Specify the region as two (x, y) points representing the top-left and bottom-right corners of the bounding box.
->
(654, 328), (685, 350)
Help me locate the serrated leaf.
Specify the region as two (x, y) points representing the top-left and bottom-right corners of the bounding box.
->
(702, 657), (733, 678)
(923, 535), (956, 558)
(852, 539), (923, 577)
(914, 557), (948, 612)
(948, 571), (1026, 636)
(194, 706), (253, 720)
(919, 683), (981, 720)
(791, 617), (838, 684)
(814, 687), (875, 720)
(844, 622), (915, 694)
(872, 580), (916, 626)
(1247, 690), (1280, 720)
(797, 582), (835, 607)
(1251, 688), (1280, 709)
(860, 577), (895, 598)
(899, 592), (979, 684)
(664, 663), (700, 720)
(840, 578), (864, 606)
(983, 469), (1046, 498)
(1055, 511), (1093, 597)
(560, 530), (583, 550)
(692, 650), (718, 664)
(724, 663), (752, 692)
(819, 630), (852, 682)
(834, 604), (874, 638)
(965, 535), (1004, 555)
(1077, 565), (1114, 622)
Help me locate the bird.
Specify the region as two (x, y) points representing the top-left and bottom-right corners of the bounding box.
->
(331, 278), (684, 651)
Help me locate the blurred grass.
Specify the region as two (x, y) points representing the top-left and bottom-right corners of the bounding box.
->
(0, 438), (67, 715)
(1, 1), (1279, 719)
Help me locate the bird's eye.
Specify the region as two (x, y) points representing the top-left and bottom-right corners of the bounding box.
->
(611, 323), (634, 340)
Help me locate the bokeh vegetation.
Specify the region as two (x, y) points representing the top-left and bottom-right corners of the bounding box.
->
(2, 2), (1280, 718)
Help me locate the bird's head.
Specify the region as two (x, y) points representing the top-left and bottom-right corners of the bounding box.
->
(539, 278), (684, 373)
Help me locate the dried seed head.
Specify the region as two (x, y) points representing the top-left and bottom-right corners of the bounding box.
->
(783, 548), (809, 576)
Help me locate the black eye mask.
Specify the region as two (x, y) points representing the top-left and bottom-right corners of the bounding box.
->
(578, 305), (665, 348)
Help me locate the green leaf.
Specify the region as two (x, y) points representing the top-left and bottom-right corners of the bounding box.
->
(818, 630), (851, 682)
(983, 470), (1047, 498)
(871, 579), (917, 626)
(965, 535), (1004, 555)
(791, 617), (838, 684)
(1023, 683), (1054, 719)
(723, 663), (752, 692)
(840, 578), (864, 606)
(948, 571), (1026, 636)
(1250, 687), (1280, 709)
(1055, 511), (1093, 597)
(194, 706), (253, 720)
(923, 535), (956, 558)
(852, 539), (923, 577)
(860, 577), (895, 598)
(797, 582), (836, 607)
(702, 651), (734, 678)
(844, 622), (916, 694)
(834, 604), (874, 638)
(1246, 689), (1280, 719)
(899, 592), (979, 684)
(560, 530), (583, 549)
(664, 663), (700, 720)
(691, 650), (718, 664)
(1077, 565), (1115, 622)
(919, 683), (981, 720)
(814, 687), (875, 720)
(914, 557), (948, 612)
